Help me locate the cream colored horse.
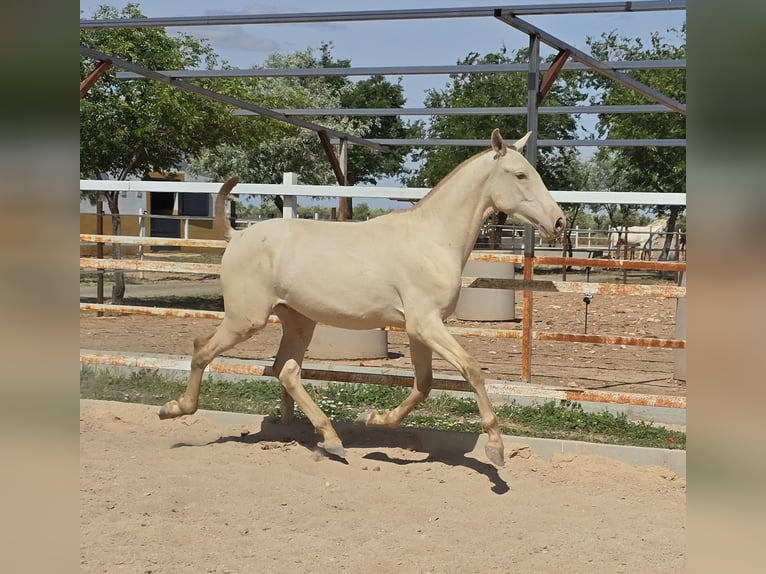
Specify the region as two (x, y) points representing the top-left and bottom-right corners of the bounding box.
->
(159, 129), (565, 467)
(615, 217), (669, 260)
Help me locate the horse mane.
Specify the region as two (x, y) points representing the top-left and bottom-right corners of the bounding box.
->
(400, 149), (493, 214)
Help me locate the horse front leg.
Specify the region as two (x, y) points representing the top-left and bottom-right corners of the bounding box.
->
(357, 336), (433, 428)
(409, 317), (505, 467)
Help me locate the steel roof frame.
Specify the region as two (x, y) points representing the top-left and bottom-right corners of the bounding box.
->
(115, 59), (685, 80)
(81, 0), (685, 148)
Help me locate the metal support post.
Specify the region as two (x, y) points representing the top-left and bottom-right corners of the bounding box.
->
(521, 32), (540, 384)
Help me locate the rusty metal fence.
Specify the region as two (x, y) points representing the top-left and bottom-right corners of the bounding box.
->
(80, 231), (686, 411)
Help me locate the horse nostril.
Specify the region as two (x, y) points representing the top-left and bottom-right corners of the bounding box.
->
(554, 217), (565, 233)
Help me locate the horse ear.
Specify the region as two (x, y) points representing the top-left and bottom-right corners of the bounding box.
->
(491, 128), (507, 156)
(510, 131), (532, 151)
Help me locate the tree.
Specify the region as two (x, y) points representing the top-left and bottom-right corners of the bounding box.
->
(405, 46), (587, 244)
(584, 150), (644, 229)
(584, 25), (686, 259)
(188, 44), (415, 217)
(406, 47), (585, 187)
(80, 3), (242, 302)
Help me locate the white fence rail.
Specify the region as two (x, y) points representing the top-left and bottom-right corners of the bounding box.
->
(80, 178), (687, 205)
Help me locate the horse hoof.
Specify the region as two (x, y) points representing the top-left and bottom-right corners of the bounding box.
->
(485, 444), (505, 467)
(319, 440), (346, 460)
(158, 401), (181, 420)
(158, 403), (178, 420)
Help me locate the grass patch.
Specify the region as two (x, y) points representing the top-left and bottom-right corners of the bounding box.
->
(80, 366), (684, 450)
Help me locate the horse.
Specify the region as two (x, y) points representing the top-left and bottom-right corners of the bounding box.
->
(614, 217), (669, 260)
(158, 129), (565, 467)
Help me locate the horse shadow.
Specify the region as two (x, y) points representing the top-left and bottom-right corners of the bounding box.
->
(173, 415), (509, 494)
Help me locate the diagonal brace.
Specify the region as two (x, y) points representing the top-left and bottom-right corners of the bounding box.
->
(80, 60), (112, 98)
(317, 131), (347, 186)
(495, 12), (686, 115)
(537, 49), (570, 105)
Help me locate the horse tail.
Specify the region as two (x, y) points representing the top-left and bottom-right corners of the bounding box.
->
(214, 176), (240, 242)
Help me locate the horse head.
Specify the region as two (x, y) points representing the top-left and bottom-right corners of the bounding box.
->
(486, 129), (565, 241)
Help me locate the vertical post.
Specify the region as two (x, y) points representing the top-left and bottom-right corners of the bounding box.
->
(521, 32), (540, 384)
(183, 217), (190, 240)
(621, 225), (629, 283)
(673, 272), (686, 381)
(282, 172), (299, 219)
(337, 138), (351, 221)
(280, 172), (298, 422)
(138, 209), (146, 280)
(96, 199), (104, 316)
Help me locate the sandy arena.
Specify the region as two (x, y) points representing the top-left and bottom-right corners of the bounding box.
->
(80, 399), (685, 573)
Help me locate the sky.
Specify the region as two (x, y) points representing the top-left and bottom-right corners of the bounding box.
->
(80, 1), (686, 207)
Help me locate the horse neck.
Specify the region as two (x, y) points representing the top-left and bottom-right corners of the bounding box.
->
(410, 151), (494, 264)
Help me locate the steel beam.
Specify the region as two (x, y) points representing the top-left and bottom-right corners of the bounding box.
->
(81, 1), (685, 29)
(115, 59), (686, 80)
(362, 138), (686, 147)
(234, 104), (679, 117)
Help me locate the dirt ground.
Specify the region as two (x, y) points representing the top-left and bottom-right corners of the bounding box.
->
(80, 399), (686, 573)
(80, 274), (686, 398)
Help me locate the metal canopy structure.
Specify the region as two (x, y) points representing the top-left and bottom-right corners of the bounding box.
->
(81, 0), (686, 214)
(84, 1), (686, 150)
(80, 1), (687, 158)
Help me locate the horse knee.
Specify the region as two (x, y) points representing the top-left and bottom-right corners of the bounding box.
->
(279, 359), (301, 390)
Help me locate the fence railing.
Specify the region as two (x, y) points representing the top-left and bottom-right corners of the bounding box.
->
(79, 233), (686, 409)
(80, 177), (687, 410)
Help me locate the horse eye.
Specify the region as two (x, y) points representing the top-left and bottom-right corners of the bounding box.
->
(515, 171), (528, 179)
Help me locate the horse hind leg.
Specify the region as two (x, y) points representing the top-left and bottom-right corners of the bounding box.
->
(272, 307), (345, 459)
(158, 311), (267, 420)
(358, 336), (433, 428)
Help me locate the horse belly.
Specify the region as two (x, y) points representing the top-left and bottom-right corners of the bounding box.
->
(279, 271), (404, 329)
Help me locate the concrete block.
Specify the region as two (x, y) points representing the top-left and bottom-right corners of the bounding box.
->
(307, 326), (388, 360)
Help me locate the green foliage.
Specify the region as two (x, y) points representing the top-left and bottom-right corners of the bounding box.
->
(584, 25), (686, 223)
(188, 43), (414, 205)
(80, 3), (242, 181)
(406, 46), (587, 193)
(340, 75), (418, 185)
